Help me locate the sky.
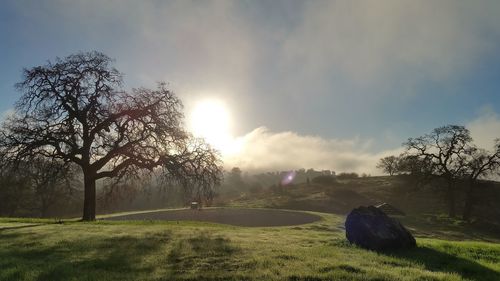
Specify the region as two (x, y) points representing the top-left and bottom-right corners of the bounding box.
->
(1, 0), (500, 174)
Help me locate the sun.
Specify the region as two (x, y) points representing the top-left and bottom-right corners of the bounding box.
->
(189, 99), (238, 154)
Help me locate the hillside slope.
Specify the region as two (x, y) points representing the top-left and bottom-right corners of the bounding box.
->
(219, 176), (500, 241)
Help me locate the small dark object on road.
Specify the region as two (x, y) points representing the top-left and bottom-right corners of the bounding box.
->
(345, 206), (416, 251)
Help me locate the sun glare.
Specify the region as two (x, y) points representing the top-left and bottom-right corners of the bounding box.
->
(189, 99), (240, 155)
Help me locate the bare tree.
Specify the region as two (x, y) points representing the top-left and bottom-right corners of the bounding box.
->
(461, 141), (500, 220)
(0, 52), (222, 220)
(0, 165), (33, 216)
(0, 157), (78, 217)
(26, 158), (78, 217)
(404, 125), (472, 217)
(376, 155), (399, 176)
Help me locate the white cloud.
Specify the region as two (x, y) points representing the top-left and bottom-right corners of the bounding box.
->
(223, 127), (403, 175)
(467, 108), (500, 150)
(222, 105), (500, 175)
(222, 106), (500, 175)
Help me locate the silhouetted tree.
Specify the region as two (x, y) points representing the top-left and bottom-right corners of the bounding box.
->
(0, 157), (79, 217)
(226, 167), (244, 188)
(0, 52), (222, 220)
(26, 158), (78, 217)
(0, 166), (32, 216)
(462, 142), (500, 220)
(376, 155), (399, 176)
(337, 172), (359, 180)
(395, 154), (438, 189)
(404, 125), (472, 217)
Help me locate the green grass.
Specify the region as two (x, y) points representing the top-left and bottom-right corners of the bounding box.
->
(1, 212), (499, 281)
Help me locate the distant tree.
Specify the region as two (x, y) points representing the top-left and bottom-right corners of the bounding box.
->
(0, 52), (222, 220)
(25, 158), (78, 217)
(0, 166), (32, 216)
(461, 142), (500, 220)
(396, 154), (437, 188)
(337, 172), (359, 180)
(396, 155), (424, 175)
(0, 157), (79, 217)
(376, 155), (399, 176)
(404, 125), (472, 217)
(226, 167), (244, 188)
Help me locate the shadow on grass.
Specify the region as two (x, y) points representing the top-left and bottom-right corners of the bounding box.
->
(0, 223), (44, 231)
(400, 215), (500, 242)
(386, 246), (500, 281)
(0, 228), (246, 281)
(0, 230), (172, 281)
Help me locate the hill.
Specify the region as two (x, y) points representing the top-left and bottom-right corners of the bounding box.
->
(218, 175), (500, 241)
(221, 175), (499, 213)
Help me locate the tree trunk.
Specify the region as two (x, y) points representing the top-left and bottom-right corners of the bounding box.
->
(462, 180), (475, 221)
(82, 172), (96, 221)
(447, 181), (456, 217)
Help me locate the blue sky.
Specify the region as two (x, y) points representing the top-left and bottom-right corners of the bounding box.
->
(1, 0), (500, 173)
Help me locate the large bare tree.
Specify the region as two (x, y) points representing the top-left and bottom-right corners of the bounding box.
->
(405, 125), (472, 217)
(0, 51), (222, 220)
(461, 142), (500, 220)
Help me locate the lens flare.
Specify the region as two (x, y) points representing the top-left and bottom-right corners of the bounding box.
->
(281, 171), (296, 185)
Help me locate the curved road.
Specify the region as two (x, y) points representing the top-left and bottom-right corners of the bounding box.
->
(103, 208), (321, 227)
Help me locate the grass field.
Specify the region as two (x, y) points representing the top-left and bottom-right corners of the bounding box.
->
(1, 211), (499, 281)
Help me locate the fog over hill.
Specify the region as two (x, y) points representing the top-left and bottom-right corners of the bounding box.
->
(223, 110), (500, 175)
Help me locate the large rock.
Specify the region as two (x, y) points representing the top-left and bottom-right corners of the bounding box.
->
(345, 206), (416, 251)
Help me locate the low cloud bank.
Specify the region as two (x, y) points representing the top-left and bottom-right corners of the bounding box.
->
(467, 109), (500, 150)
(223, 127), (402, 175)
(223, 109), (500, 175)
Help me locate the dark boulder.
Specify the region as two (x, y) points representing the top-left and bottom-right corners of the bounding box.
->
(345, 206), (416, 251)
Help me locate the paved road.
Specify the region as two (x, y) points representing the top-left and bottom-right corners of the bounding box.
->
(103, 208), (321, 227)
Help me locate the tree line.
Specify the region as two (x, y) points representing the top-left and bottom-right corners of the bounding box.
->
(377, 125), (500, 220)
